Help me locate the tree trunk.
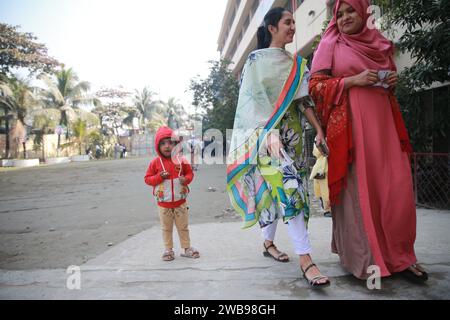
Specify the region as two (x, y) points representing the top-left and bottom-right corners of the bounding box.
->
(57, 109), (67, 154)
(5, 115), (10, 159)
(41, 134), (46, 162)
(57, 133), (61, 156)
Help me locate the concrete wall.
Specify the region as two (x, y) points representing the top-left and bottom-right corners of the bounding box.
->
(1, 132), (81, 160)
(286, 0), (329, 57)
(0, 135), (5, 158)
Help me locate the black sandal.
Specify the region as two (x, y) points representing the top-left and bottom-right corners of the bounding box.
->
(400, 264), (428, 283)
(263, 243), (289, 262)
(301, 263), (330, 288)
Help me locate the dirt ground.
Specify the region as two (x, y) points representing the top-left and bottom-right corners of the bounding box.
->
(0, 158), (241, 270)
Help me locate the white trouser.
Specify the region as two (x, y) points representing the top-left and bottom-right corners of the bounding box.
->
(261, 214), (312, 255)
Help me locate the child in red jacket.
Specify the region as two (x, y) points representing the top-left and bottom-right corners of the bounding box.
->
(144, 126), (199, 261)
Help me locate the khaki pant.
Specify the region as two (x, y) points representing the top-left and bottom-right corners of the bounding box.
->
(158, 203), (190, 249)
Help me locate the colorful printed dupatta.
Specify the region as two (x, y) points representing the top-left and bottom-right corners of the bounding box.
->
(226, 48), (308, 229)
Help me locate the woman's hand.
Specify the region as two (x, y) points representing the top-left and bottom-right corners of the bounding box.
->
(314, 129), (329, 156)
(314, 129), (326, 146)
(345, 69), (378, 89)
(386, 71), (398, 88)
(303, 108), (328, 155)
(267, 131), (281, 158)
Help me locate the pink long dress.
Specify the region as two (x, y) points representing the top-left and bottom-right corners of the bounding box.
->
(330, 41), (418, 279)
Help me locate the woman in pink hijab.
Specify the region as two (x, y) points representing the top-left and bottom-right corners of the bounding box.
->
(309, 0), (428, 282)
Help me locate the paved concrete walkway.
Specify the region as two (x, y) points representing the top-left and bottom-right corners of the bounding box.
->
(1, 209), (449, 299)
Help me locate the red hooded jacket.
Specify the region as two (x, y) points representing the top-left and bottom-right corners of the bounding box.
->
(144, 126), (194, 208)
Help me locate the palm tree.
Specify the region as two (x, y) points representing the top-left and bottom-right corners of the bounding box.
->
(122, 106), (139, 128)
(32, 113), (55, 161)
(73, 119), (87, 155)
(147, 99), (166, 120)
(133, 87), (154, 129)
(0, 76), (38, 158)
(166, 97), (187, 129)
(40, 68), (91, 153)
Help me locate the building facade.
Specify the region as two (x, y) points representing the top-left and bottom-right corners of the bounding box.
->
(218, 0), (418, 76)
(217, 0), (334, 76)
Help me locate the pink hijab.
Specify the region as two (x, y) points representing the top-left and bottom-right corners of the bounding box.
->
(311, 0), (395, 74)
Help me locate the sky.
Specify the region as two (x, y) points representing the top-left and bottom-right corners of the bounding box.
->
(0, 0), (228, 112)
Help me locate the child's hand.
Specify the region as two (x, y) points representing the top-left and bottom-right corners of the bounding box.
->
(160, 171), (170, 179)
(179, 176), (187, 185)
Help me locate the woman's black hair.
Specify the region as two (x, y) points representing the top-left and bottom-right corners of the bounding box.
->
(256, 7), (289, 49)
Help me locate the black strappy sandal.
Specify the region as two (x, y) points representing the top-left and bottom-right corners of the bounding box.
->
(263, 243), (289, 262)
(301, 263), (331, 288)
(400, 264), (428, 283)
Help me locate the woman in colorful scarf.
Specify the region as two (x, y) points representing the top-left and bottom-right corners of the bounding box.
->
(227, 7), (330, 288)
(309, 0), (428, 282)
